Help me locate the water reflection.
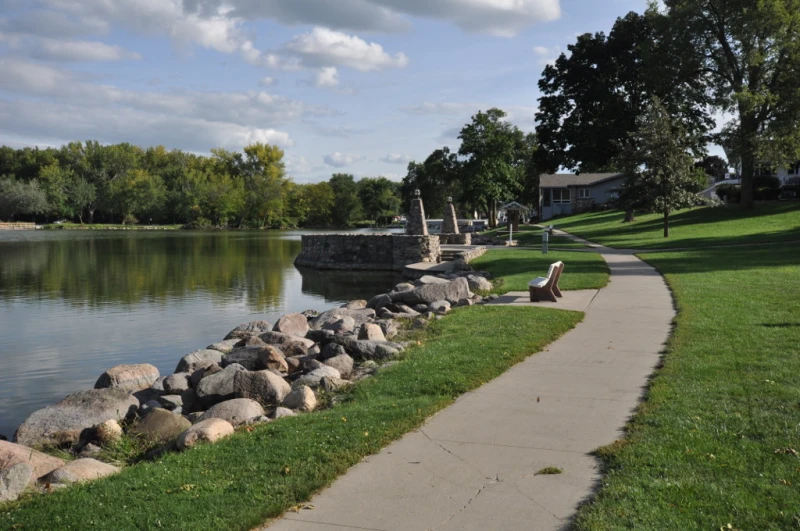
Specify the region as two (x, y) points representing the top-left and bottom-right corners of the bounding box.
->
(0, 230), (398, 437)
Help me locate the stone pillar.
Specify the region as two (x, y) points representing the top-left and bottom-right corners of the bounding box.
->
(441, 197), (460, 235)
(405, 189), (428, 236)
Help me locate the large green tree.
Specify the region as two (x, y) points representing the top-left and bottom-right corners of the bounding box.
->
(358, 177), (401, 225)
(400, 147), (462, 218)
(664, 0), (800, 209)
(0, 178), (49, 221)
(535, 10), (711, 174)
(328, 174), (363, 228)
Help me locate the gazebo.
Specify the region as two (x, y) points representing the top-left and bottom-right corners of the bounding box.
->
(501, 201), (530, 233)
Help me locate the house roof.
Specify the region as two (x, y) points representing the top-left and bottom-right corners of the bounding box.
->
(540, 173), (624, 188)
(501, 201), (530, 211)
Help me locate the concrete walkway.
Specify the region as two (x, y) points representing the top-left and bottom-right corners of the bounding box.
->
(264, 242), (674, 531)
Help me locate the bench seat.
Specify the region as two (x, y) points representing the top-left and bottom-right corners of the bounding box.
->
(529, 261), (564, 303)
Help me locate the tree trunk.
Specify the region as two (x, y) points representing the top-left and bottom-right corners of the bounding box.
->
(739, 111), (758, 210)
(78, 211), (84, 225)
(663, 210), (670, 238)
(623, 209), (636, 223)
(88, 208), (95, 224)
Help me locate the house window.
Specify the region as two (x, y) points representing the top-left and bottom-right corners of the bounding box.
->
(578, 188), (591, 199)
(552, 189), (571, 204)
(543, 189), (551, 207)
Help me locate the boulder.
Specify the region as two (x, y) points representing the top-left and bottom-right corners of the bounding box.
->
(94, 419), (123, 445)
(163, 373), (191, 394)
(273, 313), (310, 337)
(320, 376), (350, 393)
(309, 308), (376, 330)
(272, 407), (297, 420)
(343, 300), (367, 310)
(358, 323), (386, 341)
(412, 304), (429, 313)
(95, 364), (159, 391)
(456, 298), (474, 307)
(322, 354), (354, 379)
(466, 274), (493, 292)
(320, 343), (347, 361)
(390, 277), (472, 306)
(0, 441), (64, 483)
(151, 377), (167, 394)
(0, 463), (33, 502)
(256, 345), (288, 373)
(130, 409), (191, 444)
(175, 349), (223, 374)
(285, 357), (303, 374)
(367, 293), (392, 311)
(198, 399), (264, 427)
(378, 320), (398, 340)
(233, 370), (291, 405)
(221, 348), (261, 371)
(294, 366), (341, 388)
(78, 443), (101, 458)
(418, 275), (450, 285)
(258, 331), (316, 351)
(45, 458), (120, 485)
(328, 335), (403, 361)
(195, 364), (246, 408)
(224, 320), (272, 340)
(159, 394), (184, 410)
(206, 338), (242, 354)
(430, 300), (451, 314)
(282, 386), (317, 412)
(15, 389), (139, 448)
(322, 316), (356, 334)
(177, 419), (234, 449)
(394, 282), (415, 292)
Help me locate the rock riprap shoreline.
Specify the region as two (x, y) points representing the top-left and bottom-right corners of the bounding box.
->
(0, 270), (495, 504)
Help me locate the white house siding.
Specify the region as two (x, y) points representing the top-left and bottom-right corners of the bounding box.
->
(588, 177), (625, 202)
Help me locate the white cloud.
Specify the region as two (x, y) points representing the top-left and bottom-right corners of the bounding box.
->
(324, 152), (364, 167)
(381, 153), (411, 164)
(0, 9), (109, 38)
(29, 38), (142, 61)
(532, 45), (560, 65)
(313, 125), (371, 138)
(259, 76), (277, 87)
(266, 27), (408, 73)
(285, 154), (318, 175)
(194, 0), (561, 37)
(315, 67), (340, 87)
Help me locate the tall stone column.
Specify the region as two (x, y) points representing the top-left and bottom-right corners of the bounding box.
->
(405, 189), (428, 235)
(441, 196), (460, 235)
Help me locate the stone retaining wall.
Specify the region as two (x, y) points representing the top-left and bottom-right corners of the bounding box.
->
(0, 222), (36, 231)
(439, 233), (471, 245)
(295, 234), (441, 271)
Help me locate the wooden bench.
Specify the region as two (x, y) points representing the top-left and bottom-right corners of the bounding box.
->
(528, 261), (564, 302)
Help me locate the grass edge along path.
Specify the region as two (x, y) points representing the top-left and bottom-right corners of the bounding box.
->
(1, 306), (584, 531)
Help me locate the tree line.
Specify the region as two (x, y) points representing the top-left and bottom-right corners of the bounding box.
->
(0, 142), (402, 228)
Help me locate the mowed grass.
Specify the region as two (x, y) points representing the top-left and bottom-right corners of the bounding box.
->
(480, 225), (589, 248)
(574, 238), (800, 526)
(554, 203), (800, 250)
(471, 248), (609, 294)
(0, 306), (583, 531)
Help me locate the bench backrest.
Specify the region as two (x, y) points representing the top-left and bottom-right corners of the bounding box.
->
(545, 262), (559, 280)
(551, 261), (564, 287)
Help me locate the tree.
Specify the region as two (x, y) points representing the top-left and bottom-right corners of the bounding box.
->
(625, 97), (700, 237)
(291, 182), (335, 227)
(695, 155), (730, 182)
(240, 143), (289, 228)
(328, 174), (363, 228)
(0, 178), (49, 221)
(664, 0), (800, 209)
(400, 148), (461, 218)
(38, 161), (74, 219)
(110, 169), (167, 223)
(358, 177), (401, 225)
(68, 177), (96, 224)
(535, 10), (711, 174)
(458, 108), (525, 227)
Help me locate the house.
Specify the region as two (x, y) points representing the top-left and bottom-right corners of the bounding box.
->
(539, 173), (625, 221)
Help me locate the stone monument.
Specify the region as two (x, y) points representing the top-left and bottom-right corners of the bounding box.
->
(405, 189), (428, 236)
(441, 196), (459, 235)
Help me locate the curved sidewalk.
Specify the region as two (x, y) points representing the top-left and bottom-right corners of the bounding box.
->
(264, 244), (674, 531)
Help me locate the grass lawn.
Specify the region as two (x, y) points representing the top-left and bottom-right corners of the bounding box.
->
(565, 204), (800, 529)
(480, 225), (588, 248)
(1, 306), (583, 531)
(553, 203), (800, 250)
(42, 222), (183, 230)
(471, 248), (610, 294)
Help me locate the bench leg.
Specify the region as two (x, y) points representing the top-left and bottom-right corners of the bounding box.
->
(530, 287), (558, 303)
(553, 285), (563, 298)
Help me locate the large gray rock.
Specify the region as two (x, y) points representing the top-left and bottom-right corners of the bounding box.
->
(221, 348), (262, 371)
(198, 399), (264, 427)
(343, 300), (367, 310)
(366, 293), (392, 311)
(378, 320), (398, 340)
(0, 463), (33, 502)
(294, 366), (341, 389)
(257, 345), (288, 373)
(272, 407), (297, 420)
(320, 343), (347, 361)
(323, 354), (354, 379)
(418, 275), (450, 285)
(258, 331), (316, 352)
(224, 320), (272, 340)
(430, 300), (451, 314)
(282, 386), (317, 412)
(206, 338), (242, 354)
(46, 459), (120, 485)
(322, 316), (356, 334)
(163, 373), (191, 394)
(177, 418), (234, 450)
(233, 370), (291, 405)
(328, 335), (403, 361)
(15, 389), (139, 448)
(0, 441), (64, 483)
(273, 313), (310, 337)
(175, 349), (223, 374)
(309, 308), (376, 330)
(95, 364), (159, 391)
(466, 274), (493, 292)
(391, 277), (472, 305)
(358, 323), (387, 342)
(130, 409), (192, 443)
(195, 364), (246, 408)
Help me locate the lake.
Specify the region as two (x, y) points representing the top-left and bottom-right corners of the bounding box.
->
(0, 229), (401, 439)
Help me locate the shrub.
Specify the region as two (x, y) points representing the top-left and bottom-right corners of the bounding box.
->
(715, 184), (741, 203)
(122, 214), (139, 225)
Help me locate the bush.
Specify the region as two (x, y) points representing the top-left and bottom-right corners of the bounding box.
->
(122, 214), (139, 225)
(715, 184), (740, 203)
(182, 217), (213, 230)
(752, 175), (782, 200)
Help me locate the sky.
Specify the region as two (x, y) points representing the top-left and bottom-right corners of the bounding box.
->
(1, 0), (723, 183)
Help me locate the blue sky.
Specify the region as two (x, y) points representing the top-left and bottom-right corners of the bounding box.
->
(0, 0), (711, 184)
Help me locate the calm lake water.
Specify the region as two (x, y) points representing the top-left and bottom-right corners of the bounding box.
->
(0, 229), (401, 438)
